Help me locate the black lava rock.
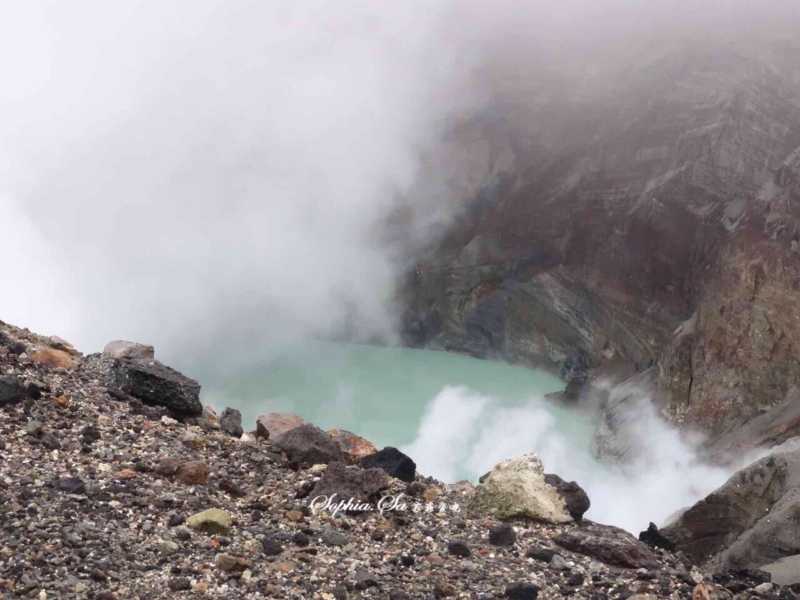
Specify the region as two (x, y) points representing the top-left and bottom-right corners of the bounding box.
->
(262, 537), (283, 556)
(359, 447), (416, 483)
(110, 359), (202, 417)
(447, 540), (471, 558)
(57, 477), (86, 495)
(544, 473), (590, 521)
(505, 582), (539, 599)
(293, 531), (310, 547)
(526, 546), (556, 562)
(0, 376), (29, 407)
(489, 523), (517, 547)
(638, 522), (675, 551)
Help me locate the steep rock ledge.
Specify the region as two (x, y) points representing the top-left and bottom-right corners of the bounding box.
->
(402, 44), (800, 440)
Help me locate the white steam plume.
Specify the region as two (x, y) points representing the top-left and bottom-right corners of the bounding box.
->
(404, 384), (743, 533)
(0, 1), (478, 363)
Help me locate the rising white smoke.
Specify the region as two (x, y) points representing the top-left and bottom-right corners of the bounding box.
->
(404, 384), (739, 533)
(2, 0), (799, 365)
(0, 1), (480, 364)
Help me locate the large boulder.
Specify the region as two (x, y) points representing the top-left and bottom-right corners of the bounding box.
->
(255, 412), (306, 439)
(273, 423), (344, 466)
(359, 447), (416, 482)
(554, 522), (659, 569)
(661, 448), (800, 572)
(469, 454), (578, 523)
(110, 359), (202, 417)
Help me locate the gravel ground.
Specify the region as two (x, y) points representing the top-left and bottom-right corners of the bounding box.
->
(1, 321), (796, 599)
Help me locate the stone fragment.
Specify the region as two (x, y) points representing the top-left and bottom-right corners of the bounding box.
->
(175, 460), (209, 485)
(255, 412), (305, 439)
(274, 423), (345, 466)
(543, 473), (590, 521)
(505, 583), (539, 600)
(310, 462), (389, 506)
(102, 340), (155, 361)
(186, 508), (232, 534)
(489, 523), (517, 547)
(215, 553), (251, 572)
(327, 428), (378, 460)
(0, 376), (28, 407)
(219, 407), (243, 437)
(447, 540), (471, 558)
(30, 347), (77, 369)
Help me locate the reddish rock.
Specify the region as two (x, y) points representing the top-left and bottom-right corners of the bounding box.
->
(327, 428), (378, 461)
(255, 412), (305, 439)
(115, 468), (138, 480)
(30, 347), (77, 370)
(175, 460), (209, 485)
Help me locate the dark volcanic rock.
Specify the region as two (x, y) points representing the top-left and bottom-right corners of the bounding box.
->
(56, 477), (86, 495)
(489, 523), (517, 547)
(0, 376), (29, 407)
(219, 407), (243, 438)
(262, 536), (284, 556)
(505, 582), (539, 599)
(526, 546), (556, 562)
(274, 423), (345, 466)
(447, 540), (471, 558)
(554, 522), (659, 569)
(544, 473), (590, 521)
(639, 522), (675, 551)
(359, 447), (416, 483)
(110, 359), (202, 417)
(310, 462), (389, 505)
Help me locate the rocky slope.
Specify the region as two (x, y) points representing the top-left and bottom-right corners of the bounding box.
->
(2, 320), (795, 599)
(401, 39), (800, 441)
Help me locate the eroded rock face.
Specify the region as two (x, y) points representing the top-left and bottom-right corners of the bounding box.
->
(662, 448), (800, 571)
(470, 454), (575, 523)
(401, 44), (800, 439)
(110, 359), (202, 418)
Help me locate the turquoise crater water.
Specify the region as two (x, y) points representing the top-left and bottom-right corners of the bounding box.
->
(202, 341), (595, 483)
(200, 342), (733, 533)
